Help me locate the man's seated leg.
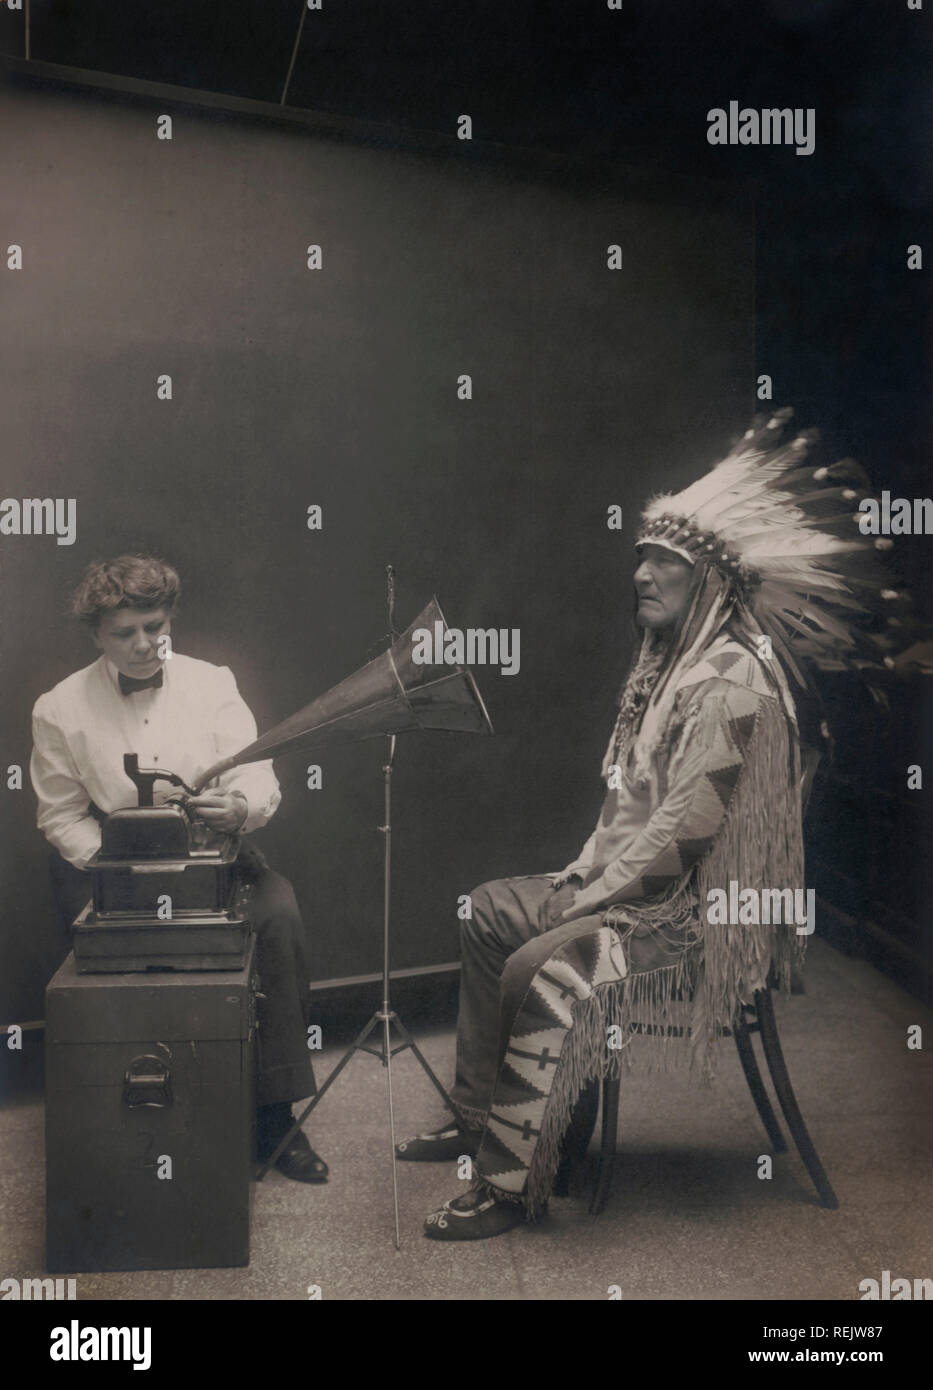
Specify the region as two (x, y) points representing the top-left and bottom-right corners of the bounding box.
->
(247, 862), (329, 1184)
(424, 912), (629, 1239)
(397, 874), (555, 1161)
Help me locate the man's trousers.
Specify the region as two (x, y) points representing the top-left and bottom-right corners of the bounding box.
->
(48, 845), (316, 1107)
(450, 875), (691, 1209)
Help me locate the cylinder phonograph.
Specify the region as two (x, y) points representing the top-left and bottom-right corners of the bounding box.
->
(71, 753), (252, 972)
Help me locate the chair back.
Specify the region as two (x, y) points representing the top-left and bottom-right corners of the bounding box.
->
(800, 746), (821, 816)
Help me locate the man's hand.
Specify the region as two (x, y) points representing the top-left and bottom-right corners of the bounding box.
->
(538, 880), (579, 932)
(187, 789), (248, 833)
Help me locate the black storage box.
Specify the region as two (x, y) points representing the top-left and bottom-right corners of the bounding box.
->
(45, 943), (256, 1273)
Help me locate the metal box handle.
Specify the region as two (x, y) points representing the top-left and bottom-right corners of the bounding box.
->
(122, 1053), (173, 1108)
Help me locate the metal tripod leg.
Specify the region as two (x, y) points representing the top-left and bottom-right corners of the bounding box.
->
(255, 1011), (381, 1180)
(379, 1007), (402, 1250)
(390, 1013), (458, 1113)
(255, 1003), (459, 1222)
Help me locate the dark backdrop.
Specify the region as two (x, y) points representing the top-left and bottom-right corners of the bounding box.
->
(0, 80), (753, 1021)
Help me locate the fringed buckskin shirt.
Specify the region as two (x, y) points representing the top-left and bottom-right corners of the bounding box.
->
(559, 639), (787, 921)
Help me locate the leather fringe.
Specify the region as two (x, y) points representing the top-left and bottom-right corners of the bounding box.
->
(522, 955), (699, 1212)
(692, 696), (805, 1062)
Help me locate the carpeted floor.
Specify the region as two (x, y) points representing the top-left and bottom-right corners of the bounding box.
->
(1, 936), (931, 1300)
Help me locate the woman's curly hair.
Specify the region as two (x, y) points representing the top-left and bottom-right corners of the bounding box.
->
(71, 555), (181, 630)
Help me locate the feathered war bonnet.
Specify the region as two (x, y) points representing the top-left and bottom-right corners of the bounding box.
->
(635, 406), (909, 713)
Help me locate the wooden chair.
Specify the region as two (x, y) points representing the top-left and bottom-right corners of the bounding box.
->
(554, 746), (839, 1213)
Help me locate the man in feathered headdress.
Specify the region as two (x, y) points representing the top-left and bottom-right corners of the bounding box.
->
(398, 408), (904, 1241)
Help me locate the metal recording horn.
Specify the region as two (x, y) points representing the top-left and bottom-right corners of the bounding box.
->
(191, 598), (493, 792)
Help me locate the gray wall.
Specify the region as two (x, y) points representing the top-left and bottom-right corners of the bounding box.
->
(0, 82), (753, 1021)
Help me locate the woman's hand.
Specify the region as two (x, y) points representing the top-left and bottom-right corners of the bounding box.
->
(187, 789), (248, 833)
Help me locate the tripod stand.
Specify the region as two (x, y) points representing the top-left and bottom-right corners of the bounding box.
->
(255, 567), (459, 1250)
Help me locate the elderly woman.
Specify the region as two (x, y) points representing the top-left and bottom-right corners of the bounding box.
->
(30, 554), (328, 1184)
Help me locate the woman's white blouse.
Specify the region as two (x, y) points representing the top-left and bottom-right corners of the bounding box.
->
(30, 653), (281, 868)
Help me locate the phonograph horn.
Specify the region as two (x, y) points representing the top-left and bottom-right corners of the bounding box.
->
(191, 597), (494, 793)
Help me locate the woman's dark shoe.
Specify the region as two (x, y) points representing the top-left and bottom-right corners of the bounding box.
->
(396, 1121), (481, 1162)
(423, 1182), (527, 1241)
(272, 1129), (329, 1184)
(256, 1102), (328, 1183)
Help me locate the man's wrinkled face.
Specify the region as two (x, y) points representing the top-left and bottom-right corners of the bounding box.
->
(633, 543), (695, 635)
(93, 605), (172, 679)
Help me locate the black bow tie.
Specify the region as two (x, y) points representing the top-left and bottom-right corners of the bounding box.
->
(118, 668), (164, 696)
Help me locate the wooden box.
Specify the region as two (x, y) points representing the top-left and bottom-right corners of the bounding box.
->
(45, 944), (256, 1273)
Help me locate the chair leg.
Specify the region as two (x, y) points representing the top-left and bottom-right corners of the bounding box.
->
(553, 1078), (600, 1196)
(754, 988), (839, 1209)
(589, 1076), (620, 1216)
(733, 1007), (787, 1152)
